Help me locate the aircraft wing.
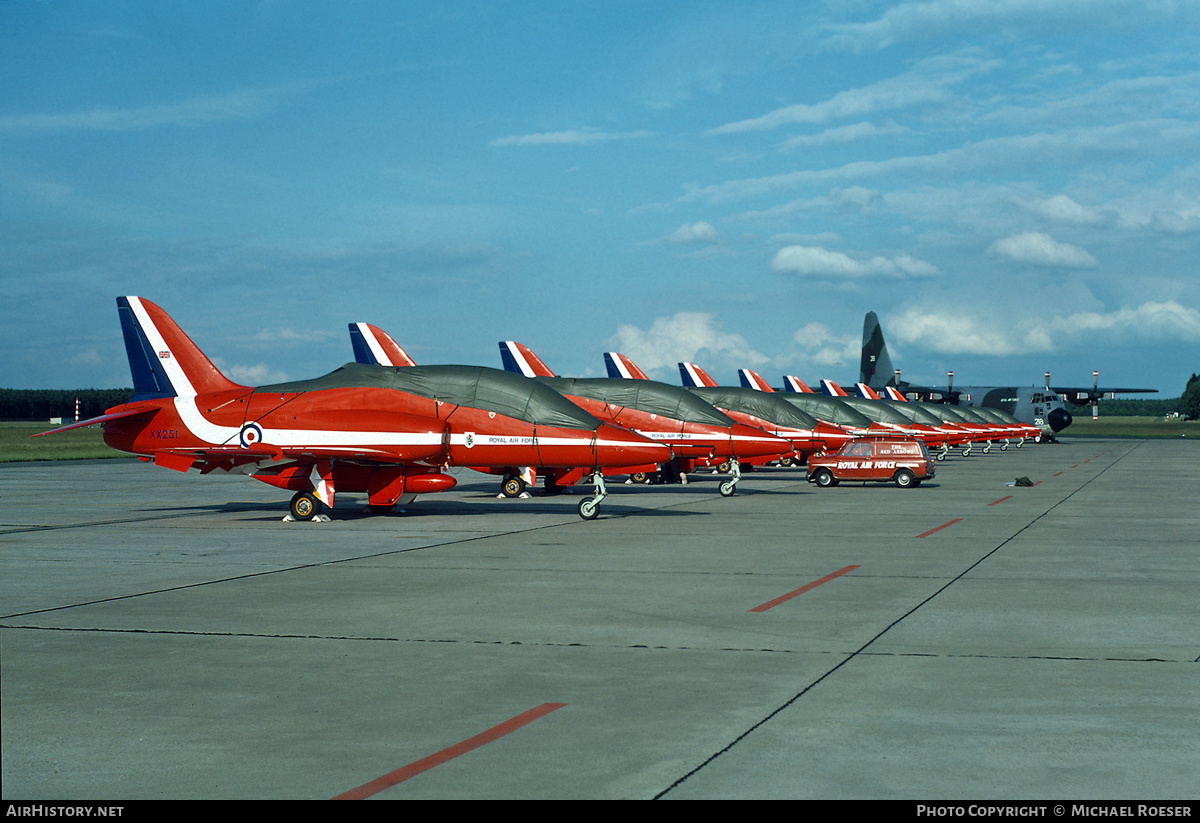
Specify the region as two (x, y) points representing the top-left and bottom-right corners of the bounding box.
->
(148, 441), (450, 473)
(31, 406), (156, 437)
(1053, 385), (1158, 405)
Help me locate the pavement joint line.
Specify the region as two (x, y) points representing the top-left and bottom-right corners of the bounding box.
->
(655, 441), (1144, 800)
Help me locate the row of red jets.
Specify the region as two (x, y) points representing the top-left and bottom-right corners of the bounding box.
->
(38, 298), (1035, 522)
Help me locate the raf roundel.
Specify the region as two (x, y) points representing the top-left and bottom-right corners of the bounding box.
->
(239, 423), (265, 449)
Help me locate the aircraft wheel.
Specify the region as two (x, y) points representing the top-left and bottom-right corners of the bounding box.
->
(631, 471), (649, 484)
(962, 447), (972, 457)
(983, 443), (992, 454)
(716, 460), (732, 474)
(779, 456), (794, 468)
(894, 469), (916, 489)
(501, 476), (525, 498)
(577, 497), (600, 520)
(290, 491), (322, 521)
(1001, 442), (1008, 451)
(718, 479), (737, 497)
(813, 468), (836, 488)
(936, 452), (946, 462)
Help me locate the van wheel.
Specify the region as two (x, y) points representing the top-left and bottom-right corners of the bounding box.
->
(894, 469), (915, 488)
(813, 468), (836, 488)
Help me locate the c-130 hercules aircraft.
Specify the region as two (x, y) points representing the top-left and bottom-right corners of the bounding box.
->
(858, 311), (1156, 441)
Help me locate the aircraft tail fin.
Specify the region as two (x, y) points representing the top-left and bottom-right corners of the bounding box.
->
(855, 382), (881, 400)
(604, 352), (650, 379)
(349, 322), (417, 367)
(738, 369), (775, 391)
(782, 375), (814, 393)
(117, 296), (243, 400)
(678, 362), (718, 387)
(820, 379), (849, 397)
(860, 311), (896, 389)
(499, 341), (556, 377)
(882, 386), (908, 402)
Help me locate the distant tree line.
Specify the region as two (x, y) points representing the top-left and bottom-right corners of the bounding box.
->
(1181, 373), (1200, 419)
(0, 388), (135, 421)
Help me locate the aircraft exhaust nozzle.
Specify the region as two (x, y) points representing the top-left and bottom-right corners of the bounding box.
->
(1048, 408), (1073, 432)
(730, 423), (792, 458)
(594, 423), (673, 468)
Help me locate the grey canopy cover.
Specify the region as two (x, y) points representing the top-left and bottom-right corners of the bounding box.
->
(258, 363), (603, 431)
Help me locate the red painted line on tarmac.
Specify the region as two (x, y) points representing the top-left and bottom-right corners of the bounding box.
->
(333, 702), (567, 799)
(1053, 471), (1064, 476)
(750, 565), (861, 612)
(988, 496), (1012, 506)
(917, 518), (962, 538)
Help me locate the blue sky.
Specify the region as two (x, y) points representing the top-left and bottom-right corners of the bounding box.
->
(3, 0), (1198, 397)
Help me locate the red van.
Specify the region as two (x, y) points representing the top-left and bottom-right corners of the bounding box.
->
(807, 437), (935, 488)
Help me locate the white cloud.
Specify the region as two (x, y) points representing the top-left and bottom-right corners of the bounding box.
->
(771, 245), (938, 279)
(606, 312), (768, 375)
(252, 327), (337, 344)
(886, 300), (1200, 359)
(707, 53), (999, 135)
(660, 120), (1200, 207)
(1021, 195), (1106, 226)
(988, 231), (1097, 267)
(779, 120), (907, 150)
(887, 308), (1053, 356)
(0, 87), (283, 133)
(791, 322), (859, 368)
(663, 221), (719, 245)
(1056, 301), (1200, 340)
(218, 362), (290, 386)
(824, 0), (1167, 52)
(490, 128), (656, 147)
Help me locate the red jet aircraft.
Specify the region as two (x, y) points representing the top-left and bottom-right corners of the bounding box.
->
(349, 325), (785, 498)
(604, 354), (855, 464)
(36, 297), (670, 521)
(497, 341), (792, 496)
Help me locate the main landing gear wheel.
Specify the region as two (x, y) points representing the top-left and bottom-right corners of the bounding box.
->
(501, 476), (526, 498)
(290, 491), (322, 521)
(894, 469), (916, 489)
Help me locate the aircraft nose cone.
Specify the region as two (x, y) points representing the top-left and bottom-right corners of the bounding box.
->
(595, 424), (672, 467)
(1048, 407), (1073, 432)
(730, 423), (791, 457)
